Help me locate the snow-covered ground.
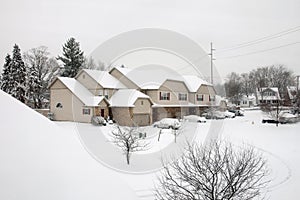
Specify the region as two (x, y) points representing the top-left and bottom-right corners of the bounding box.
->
(1, 89), (300, 200)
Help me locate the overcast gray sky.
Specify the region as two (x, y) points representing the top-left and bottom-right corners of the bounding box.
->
(0, 0), (300, 79)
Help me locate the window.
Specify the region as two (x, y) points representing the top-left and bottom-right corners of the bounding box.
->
(56, 103), (63, 108)
(98, 90), (103, 96)
(141, 100), (144, 105)
(178, 93), (187, 101)
(82, 74), (85, 79)
(82, 108), (90, 115)
(196, 94), (204, 101)
(159, 92), (170, 100)
(104, 90), (109, 99)
(209, 95), (215, 101)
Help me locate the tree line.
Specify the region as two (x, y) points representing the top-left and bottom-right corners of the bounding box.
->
(224, 65), (296, 104)
(0, 37), (105, 108)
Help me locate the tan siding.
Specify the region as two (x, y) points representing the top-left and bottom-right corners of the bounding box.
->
(51, 80), (67, 89)
(194, 85), (216, 106)
(133, 98), (151, 114)
(110, 69), (139, 89)
(76, 71), (103, 92)
(111, 107), (133, 126)
(50, 88), (93, 123)
(148, 80), (189, 105)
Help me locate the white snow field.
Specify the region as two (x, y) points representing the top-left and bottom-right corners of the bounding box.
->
(0, 90), (137, 200)
(1, 88), (300, 200)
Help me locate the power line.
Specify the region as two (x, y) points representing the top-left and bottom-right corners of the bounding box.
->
(216, 25), (300, 54)
(217, 41), (300, 60)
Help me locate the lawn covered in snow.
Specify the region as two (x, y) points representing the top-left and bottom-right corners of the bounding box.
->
(1, 89), (300, 200)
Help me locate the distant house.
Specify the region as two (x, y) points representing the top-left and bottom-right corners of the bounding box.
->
(237, 95), (256, 107)
(49, 66), (219, 126)
(257, 87), (281, 105)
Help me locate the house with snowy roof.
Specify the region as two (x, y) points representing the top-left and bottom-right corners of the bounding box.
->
(49, 66), (218, 126)
(257, 87), (281, 105)
(109, 66), (216, 121)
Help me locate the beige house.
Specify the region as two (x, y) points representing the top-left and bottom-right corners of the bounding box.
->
(49, 77), (110, 123)
(49, 66), (220, 126)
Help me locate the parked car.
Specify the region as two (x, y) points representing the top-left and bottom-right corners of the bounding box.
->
(278, 111), (298, 124)
(262, 111), (298, 124)
(224, 110), (236, 118)
(183, 115), (207, 123)
(91, 116), (107, 126)
(228, 109), (244, 116)
(153, 118), (181, 129)
(202, 111), (226, 119)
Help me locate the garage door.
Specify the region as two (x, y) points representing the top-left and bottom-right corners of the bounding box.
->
(133, 114), (150, 126)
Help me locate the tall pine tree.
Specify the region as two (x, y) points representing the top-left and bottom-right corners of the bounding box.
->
(57, 37), (84, 78)
(0, 54), (13, 93)
(11, 44), (26, 103)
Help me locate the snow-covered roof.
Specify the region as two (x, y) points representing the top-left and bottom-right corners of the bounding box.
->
(109, 89), (151, 107)
(80, 69), (126, 89)
(57, 77), (107, 106)
(183, 75), (212, 92)
(113, 66), (184, 90)
(257, 87), (281, 100)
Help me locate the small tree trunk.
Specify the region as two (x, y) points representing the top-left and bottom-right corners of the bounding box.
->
(126, 152), (130, 165)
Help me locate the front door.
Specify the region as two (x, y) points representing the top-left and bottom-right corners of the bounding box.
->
(100, 109), (105, 117)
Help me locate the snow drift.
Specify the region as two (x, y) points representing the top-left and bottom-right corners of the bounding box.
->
(0, 90), (137, 200)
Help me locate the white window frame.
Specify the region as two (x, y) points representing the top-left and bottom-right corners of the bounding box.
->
(178, 93), (188, 101)
(159, 91), (170, 101)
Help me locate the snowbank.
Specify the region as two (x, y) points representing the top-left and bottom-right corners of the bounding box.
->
(0, 90), (137, 200)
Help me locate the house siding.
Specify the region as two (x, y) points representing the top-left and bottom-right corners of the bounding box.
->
(147, 80), (189, 105)
(50, 79), (93, 123)
(193, 85), (216, 106)
(110, 68), (139, 89)
(76, 71), (103, 93)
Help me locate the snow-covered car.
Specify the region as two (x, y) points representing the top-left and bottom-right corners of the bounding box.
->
(91, 116), (107, 126)
(262, 111), (298, 124)
(183, 115), (207, 123)
(153, 118), (181, 129)
(202, 111), (226, 119)
(224, 111), (236, 118)
(278, 111), (298, 124)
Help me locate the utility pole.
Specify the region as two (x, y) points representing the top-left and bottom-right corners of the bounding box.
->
(296, 75), (300, 93)
(208, 42), (216, 84)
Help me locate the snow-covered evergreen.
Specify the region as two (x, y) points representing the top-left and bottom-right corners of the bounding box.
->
(0, 54), (13, 93)
(11, 44), (27, 103)
(57, 37), (84, 78)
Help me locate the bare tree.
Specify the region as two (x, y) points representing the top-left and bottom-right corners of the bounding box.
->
(261, 102), (282, 127)
(111, 125), (149, 165)
(82, 56), (106, 71)
(156, 142), (269, 200)
(23, 46), (60, 108)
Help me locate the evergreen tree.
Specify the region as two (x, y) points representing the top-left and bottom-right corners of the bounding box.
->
(0, 54), (13, 93)
(11, 44), (26, 103)
(57, 37), (84, 77)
